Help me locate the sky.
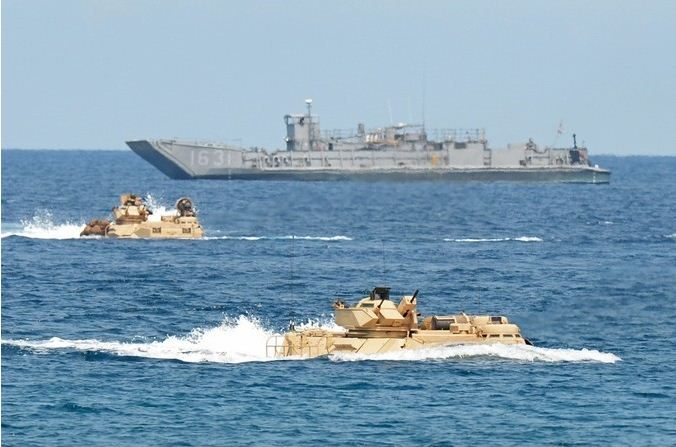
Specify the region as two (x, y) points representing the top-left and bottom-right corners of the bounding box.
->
(2, 0), (675, 155)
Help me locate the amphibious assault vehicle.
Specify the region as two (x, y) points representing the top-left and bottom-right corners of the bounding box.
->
(81, 194), (203, 238)
(266, 287), (530, 359)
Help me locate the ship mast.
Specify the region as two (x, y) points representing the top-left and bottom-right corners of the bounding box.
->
(305, 98), (313, 151)
(421, 71), (426, 136)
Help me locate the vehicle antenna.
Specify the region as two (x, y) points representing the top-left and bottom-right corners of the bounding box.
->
(290, 234), (295, 300)
(381, 239), (386, 279)
(550, 120), (564, 148)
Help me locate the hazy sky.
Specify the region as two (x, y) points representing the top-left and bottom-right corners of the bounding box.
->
(2, 0), (675, 155)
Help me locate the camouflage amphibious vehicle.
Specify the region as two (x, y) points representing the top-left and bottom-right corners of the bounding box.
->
(81, 194), (203, 239)
(266, 287), (530, 359)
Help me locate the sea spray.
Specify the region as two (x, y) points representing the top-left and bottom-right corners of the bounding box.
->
(1, 210), (84, 239)
(144, 194), (180, 223)
(3, 316), (278, 364)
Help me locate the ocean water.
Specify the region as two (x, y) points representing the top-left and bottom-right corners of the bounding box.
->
(1, 150), (675, 446)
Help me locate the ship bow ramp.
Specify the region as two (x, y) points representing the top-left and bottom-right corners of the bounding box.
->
(127, 139), (251, 179)
(126, 140), (194, 179)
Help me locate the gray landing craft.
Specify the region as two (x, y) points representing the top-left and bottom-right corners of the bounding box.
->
(127, 100), (610, 183)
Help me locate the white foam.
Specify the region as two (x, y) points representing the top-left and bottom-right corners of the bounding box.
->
(512, 236), (544, 242)
(281, 235), (352, 241)
(330, 343), (621, 364)
(586, 220), (614, 226)
(445, 236), (543, 243)
(666, 233), (676, 240)
(1, 211), (85, 239)
(2, 316), (280, 364)
(448, 238), (507, 243)
(203, 235), (352, 242)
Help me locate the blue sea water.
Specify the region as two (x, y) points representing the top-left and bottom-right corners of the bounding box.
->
(1, 150), (675, 446)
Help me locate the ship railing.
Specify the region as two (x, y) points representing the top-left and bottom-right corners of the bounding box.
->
(167, 138), (246, 150)
(322, 128), (486, 143)
(266, 334), (287, 358)
(265, 333), (327, 358)
(322, 129), (360, 140)
(321, 125), (422, 141)
(430, 128), (486, 143)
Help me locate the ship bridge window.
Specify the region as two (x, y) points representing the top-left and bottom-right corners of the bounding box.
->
(182, 228), (191, 234)
(503, 334), (514, 337)
(489, 334), (500, 338)
(360, 303), (375, 308)
(490, 316), (503, 324)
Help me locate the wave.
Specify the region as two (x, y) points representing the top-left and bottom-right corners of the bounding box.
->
(1, 196), (182, 240)
(2, 316), (278, 364)
(203, 235), (353, 242)
(1, 219), (352, 242)
(445, 236), (543, 243)
(3, 316), (619, 365)
(1, 211), (85, 239)
(330, 343), (621, 364)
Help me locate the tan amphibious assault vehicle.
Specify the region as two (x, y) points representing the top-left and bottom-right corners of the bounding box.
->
(267, 287), (530, 358)
(81, 194), (203, 238)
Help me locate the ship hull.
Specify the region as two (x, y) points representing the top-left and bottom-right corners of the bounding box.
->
(127, 139), (610, 183)
(191, 167), (610, 183)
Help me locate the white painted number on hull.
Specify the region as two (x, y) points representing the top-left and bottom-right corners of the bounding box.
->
(190, 150), (227, 166)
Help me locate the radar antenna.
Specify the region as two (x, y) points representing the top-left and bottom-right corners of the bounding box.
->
(550, 120), (564, 148)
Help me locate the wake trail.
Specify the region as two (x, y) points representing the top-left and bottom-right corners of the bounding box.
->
(444, 236), (544, 243)
(3, 317), (619, 365)
(203, 235), (353, 241)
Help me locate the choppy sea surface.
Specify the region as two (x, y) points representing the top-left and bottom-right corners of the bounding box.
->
(1, 150), (675, 446)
